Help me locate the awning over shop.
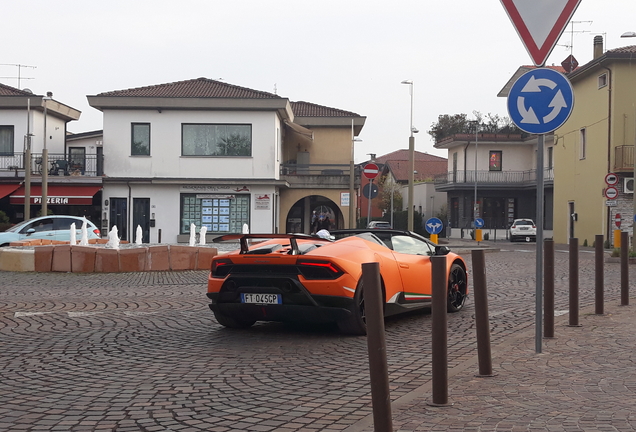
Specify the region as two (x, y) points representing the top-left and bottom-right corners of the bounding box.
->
(10, 185), (102, 205)
(0, 184), (20, 200)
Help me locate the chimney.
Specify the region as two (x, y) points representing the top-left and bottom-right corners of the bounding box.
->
(593, 35), (604, 59)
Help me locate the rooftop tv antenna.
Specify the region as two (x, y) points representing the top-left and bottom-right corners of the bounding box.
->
(557, 21), (592, 56)
(0, 63), (37, 89)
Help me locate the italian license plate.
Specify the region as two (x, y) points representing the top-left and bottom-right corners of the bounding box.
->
(241, 293), (282, 304)
(520, 227), (529, 230)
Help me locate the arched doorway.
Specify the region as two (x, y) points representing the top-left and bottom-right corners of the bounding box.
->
(285, 195), (344, 234)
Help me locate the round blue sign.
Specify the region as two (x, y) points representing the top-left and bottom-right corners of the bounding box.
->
(507, 68), (574, 134)
(474, 218), (485, 228)
(425, 217), (443, 235)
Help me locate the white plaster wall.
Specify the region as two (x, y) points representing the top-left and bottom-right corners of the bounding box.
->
(1, 109), (67, 154)
(103, 110), (279, 179)
(103, 183), (279, 243)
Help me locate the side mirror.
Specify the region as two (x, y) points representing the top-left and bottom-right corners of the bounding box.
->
(26, 228), (36, 236)
(435, 245), (450, 255)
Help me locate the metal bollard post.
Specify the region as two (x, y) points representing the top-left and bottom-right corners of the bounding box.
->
(471, 249), (495, 376)
(430, 255), (451, 406)
(621, 231), (629, 306)
(568, 238), (581, 327)
(361, 263), (393, 432)
(595, 234), (604, 315)
(544, 239), (555, 338)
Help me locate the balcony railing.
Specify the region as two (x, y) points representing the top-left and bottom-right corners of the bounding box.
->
(0, 153), (104, 177)
(614, 145), (634, 172)
(280, 163), (352, 176)
(435, 169), (554, 185)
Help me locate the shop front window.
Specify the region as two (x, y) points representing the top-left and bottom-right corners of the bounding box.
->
(180, 194), (250, 234)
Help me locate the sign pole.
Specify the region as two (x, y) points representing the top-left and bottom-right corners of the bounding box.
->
(535, 134), (544, 354)
(367, 179), (373, 226)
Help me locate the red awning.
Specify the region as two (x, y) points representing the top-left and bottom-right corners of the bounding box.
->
(10, 185), (102, 205)
(0, 184), (20, 200)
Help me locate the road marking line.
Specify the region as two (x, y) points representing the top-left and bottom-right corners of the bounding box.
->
(14, 311), (55, 317)
(68, 311), (104, 317)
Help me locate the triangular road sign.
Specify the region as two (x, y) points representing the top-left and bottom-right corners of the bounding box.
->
(500, 0), (582, 66)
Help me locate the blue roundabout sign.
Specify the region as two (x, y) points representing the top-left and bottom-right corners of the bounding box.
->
(507, 67), (574, 134)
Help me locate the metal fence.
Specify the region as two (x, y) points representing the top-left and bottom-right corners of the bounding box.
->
(280, 163), (352, 176)
(434, 169), (554, 185)
(0, 153), (103, 177)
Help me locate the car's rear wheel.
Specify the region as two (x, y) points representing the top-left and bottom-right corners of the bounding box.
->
(213, 311), (256, 329)
(338, 281), (367, 336)
(447, 263), (467, 312)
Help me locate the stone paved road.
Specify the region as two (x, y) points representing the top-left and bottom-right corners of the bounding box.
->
(0, 242), (633, 431)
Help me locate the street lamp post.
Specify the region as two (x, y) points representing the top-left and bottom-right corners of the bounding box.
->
(41, 91), (52, 216)
(401, 80), (416, 231)
(471, 120), (480, 224)
(349, 119), (362, 229)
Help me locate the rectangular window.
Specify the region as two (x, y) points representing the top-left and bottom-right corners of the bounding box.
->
(180, 194), (250, 234)
(182, 124), (252, 156)
(489, 151), (502, 171)
(131, 123), (150, 156)
(580, 128), (586, 160)
(0, 125), (15, 155)
(598, 73), (608, 89)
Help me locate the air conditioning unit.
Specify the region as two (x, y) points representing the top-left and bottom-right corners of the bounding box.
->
(625, 178), (634, 194)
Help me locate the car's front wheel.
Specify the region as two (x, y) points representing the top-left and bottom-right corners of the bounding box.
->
(213, 311), (256, 329)
(338, 281), (367, 336)
(447, 263), (467, 312)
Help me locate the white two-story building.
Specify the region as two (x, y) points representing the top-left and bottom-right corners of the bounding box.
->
(88, 78), (365, 243)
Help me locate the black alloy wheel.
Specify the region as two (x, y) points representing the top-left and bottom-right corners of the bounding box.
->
(447, 263), (467, 312)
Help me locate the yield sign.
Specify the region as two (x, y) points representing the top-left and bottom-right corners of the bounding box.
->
(500, 0), (582, 66)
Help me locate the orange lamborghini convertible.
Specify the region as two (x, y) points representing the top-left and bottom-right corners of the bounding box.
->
(207, 229), (468, 335)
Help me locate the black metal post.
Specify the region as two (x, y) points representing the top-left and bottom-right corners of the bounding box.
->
(544, 239), (555, 338)
(621, 231), (629, 306)
(595, 234), (604, 315)
(471, 250), (494, 376)
(568, 238), (581, 327)
(430, 256), (450, 406)
(362, 263), (393, 432)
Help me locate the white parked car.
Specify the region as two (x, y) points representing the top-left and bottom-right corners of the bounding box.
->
(509, 219), (536, 242)
(0, 215), (100, 246)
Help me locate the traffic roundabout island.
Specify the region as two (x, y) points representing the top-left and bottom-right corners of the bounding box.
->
(0, 239), (218, 273)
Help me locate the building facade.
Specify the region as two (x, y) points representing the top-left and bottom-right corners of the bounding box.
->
(87, 78), (365, 243)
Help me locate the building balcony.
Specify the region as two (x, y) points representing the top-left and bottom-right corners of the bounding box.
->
(434, 169), (554, 191)
(280, 163), (356, 189)
(614, 146), (634, 173)
(0, 153), (104, 178)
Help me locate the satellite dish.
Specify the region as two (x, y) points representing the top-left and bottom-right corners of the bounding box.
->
(23, 88), (33, 94)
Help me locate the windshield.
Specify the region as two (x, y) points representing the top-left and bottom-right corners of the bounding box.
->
(4, 220), (30, 233)
(515, 220), (533, 226)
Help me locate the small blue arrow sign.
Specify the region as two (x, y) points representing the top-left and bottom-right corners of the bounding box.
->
(507, 68), (574, 134)
(425, 217), (443, 235)
(474, 218), (485, 228)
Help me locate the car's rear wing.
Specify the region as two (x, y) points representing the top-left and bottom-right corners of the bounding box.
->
(212, 233), (331, 255)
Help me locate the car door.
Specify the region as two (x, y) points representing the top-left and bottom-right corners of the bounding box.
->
(53, 217), (83, 241)
(19, 217), (55, 241)
(389, 234), (434, 300)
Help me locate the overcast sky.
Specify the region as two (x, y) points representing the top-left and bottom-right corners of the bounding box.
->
(3, 1), (636, 162)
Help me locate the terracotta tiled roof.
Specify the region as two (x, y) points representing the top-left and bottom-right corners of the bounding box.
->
(373, 149), (447, 164)
(607, 45), (636, 54)
(0, 82), (37, 96)
(291, 101), (359, 117)
(96, 78), (281, 99)
(386, 159), (448, 182)
(521, 64), (569, 73)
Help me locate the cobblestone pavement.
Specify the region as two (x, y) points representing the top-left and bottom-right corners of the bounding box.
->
(0, 241), (634, 431)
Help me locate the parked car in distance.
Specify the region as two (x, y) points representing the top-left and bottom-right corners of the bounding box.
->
(367, 221), (392, 229)
(509, 218), (536, 242)
(0, 215), (100, 246)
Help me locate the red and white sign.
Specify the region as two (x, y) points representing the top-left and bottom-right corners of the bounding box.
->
(615, 213), (622, 228)
(605, 172), (619, 186)
(500, 0), (582, 66)
(363, 163), (380, 180)
(605, 186), (619, 200)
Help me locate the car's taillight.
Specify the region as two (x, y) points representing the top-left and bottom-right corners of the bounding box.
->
(93, 228), (101, 237)
(211, 258), (232, 277)
(297, 259), (343, 280)
(532, 225), (536, 228)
